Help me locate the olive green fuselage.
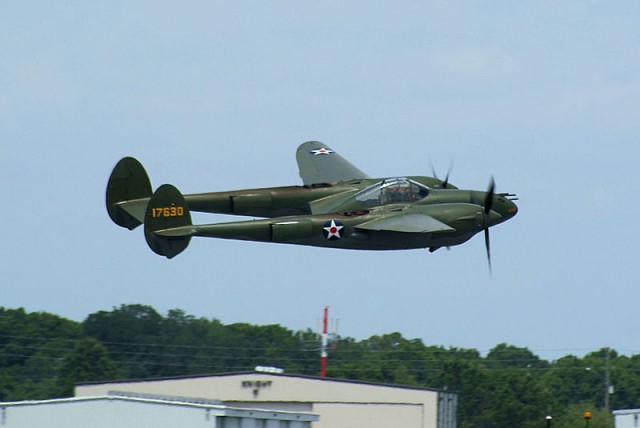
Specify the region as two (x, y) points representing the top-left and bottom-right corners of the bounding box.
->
(171, 204), (483, 251)
(184, 176), (446, 217)
(161, 177), (517, 251)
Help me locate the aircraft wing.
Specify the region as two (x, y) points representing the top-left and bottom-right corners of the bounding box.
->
(356, 213), (455, 233)
(296, 141), (369, 185)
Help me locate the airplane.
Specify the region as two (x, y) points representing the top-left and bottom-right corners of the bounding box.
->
(106, 141), (518, 266)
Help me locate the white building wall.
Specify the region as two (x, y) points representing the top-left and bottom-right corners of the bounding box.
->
(614, 410), (640, 428)
(76, 374), (442, 428)
(313, 402), (424, 428)
(1, 399), (216, 428)
(0, 396), (317, 428)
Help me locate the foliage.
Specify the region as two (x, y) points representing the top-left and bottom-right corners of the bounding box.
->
(547, 402), (613, 428)
(59, 337), (119, 395)
(0, 305), (634, 427)
(0, 307), (82, 400)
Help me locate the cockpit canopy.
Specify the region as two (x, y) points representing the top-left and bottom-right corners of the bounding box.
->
(355, 178), (430, 207)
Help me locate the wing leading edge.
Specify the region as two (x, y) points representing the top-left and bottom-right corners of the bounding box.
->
(296, 141), (369, 185)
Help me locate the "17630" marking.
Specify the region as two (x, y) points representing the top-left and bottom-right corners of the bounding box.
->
(151, 206), (185, 218)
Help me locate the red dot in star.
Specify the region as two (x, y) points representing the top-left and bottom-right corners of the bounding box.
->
(330, 227), (337, 233)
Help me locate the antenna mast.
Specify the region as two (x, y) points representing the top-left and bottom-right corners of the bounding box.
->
(320, 306), (328, 378)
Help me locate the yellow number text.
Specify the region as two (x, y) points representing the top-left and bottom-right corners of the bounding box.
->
(151, 206), (185, 218)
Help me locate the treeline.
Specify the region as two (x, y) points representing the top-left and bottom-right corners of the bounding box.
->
(1, 305), (636, 427)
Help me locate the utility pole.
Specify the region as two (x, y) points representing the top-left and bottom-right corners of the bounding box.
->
(604, 347), (611, 410)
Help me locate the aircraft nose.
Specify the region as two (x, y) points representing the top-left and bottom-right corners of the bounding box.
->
(487, 193), (518, 224)
(502, 196), (518, 219)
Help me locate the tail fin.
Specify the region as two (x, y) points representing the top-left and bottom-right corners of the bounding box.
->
(106, 157), (153, 230)
(144, 184), (193, 259)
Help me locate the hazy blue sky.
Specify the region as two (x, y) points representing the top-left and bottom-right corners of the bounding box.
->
(2, 2), (639, 361)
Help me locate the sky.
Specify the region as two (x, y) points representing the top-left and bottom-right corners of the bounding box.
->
(2, 2), (639, 362)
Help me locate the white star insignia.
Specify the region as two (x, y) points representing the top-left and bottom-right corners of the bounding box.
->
(322, 220), (344, 240)
(310, 148), (334, 156)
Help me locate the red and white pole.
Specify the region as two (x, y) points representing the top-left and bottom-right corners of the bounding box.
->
(320, 306), (328, 378)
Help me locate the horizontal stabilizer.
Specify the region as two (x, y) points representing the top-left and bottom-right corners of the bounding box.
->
(114, 199), (149, 226)
(154, 226), (198, 237)
(356, 213), (455, 233)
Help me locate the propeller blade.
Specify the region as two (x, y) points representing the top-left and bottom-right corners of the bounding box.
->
(483, 177), (495, 273)
(442, 161), (453, 189)
(429, 159), (438, 180)
(429, 159), (453, 189)
(484, 227), (492, 274)
(484, 176), (495, 214)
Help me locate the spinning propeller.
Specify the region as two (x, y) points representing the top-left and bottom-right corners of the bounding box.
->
(483, 177), (496, 273)
(430, 160), (453, 189)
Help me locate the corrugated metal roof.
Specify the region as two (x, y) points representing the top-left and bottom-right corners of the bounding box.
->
(107, 390), (224, 406)
(1, 395), (223, 410)
(614, 409), (640, 415)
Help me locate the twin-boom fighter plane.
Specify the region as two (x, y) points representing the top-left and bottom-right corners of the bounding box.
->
(106, 142), (518, 267)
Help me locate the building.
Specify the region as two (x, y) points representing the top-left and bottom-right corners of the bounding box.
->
(614, 409), (640, 428)
(0, 392), (318, 428)
(76, 372), (457, 428)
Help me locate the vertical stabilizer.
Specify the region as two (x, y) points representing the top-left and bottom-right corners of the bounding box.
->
(144, 184), (192, 259)
(106, 157), (153, 230)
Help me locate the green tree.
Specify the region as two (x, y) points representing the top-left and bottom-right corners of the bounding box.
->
(610, 355), (640, 409)
(542, 355), (592, 406)
(485, 343), (549, 370)
(0, 307), (82, 400)
(551, 402), (613, 428)
(83, 304), (163, 378)
(84, 304), (163, 344)
(486, 370), (556, 428)
(433, 358), (493, 428)
(59, 337), (119, 396)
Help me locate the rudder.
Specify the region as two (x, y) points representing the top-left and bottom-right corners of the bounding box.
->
(106, 157), (153, 230)
(144, 184), (193, 259)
